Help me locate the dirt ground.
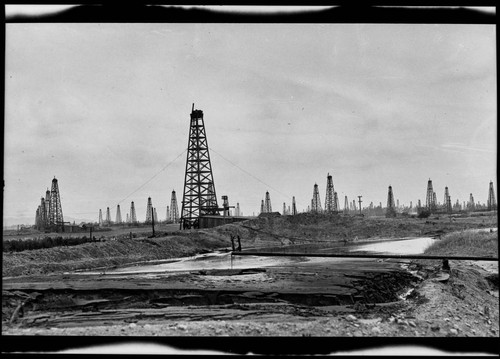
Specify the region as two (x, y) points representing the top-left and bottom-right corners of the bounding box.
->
(2, 213), (499, 355)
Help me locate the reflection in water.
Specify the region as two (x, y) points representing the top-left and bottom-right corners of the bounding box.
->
(350, 237), (436, 255)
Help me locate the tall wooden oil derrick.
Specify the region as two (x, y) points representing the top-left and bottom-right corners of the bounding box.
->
(311, 183), (322, 213)
(99, 209), (103, 226)
(35, 207), (41, 230)
(170, 190), (179, 223)
(106, 207), (111, 226)
(282, 202), (287, 215)
(45, 189), (51, 221)
(264, 191), (272, 213)
(386, 185), (396, 218)
(40, 197), (48, 228)
(260, 199), (265, 214)
(145, 197), (153, 224)
(292, 196), (297, 215)
(130, 201), (137, 224)
(444, 187), (452, 213)
(126, 213), (130, 223)
(116, 205), (122, 224)
(333, 192), (339, 213)
(166, 206), (170, 222)
(468, 193), (475, 210)
(180, 105), (220, 230)
(488, 181), (496, 211)
(425, 179), (436, 212)
(48, 177), (64, 230)
(344, 195), (349, 213)
(325, 173), (337, 212)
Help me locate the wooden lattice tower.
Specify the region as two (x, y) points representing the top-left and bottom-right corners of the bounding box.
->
(170, 190), (179, 223)
(116, 205), (122, 224)
(488, 181), (496, 210)
(344, 195), (349, 213)
(180, 105), (220, 229)
(311, 183), (322, 213)
(145, 197), (153, 224)
(425, 179), (436, 212)
(106, 207), (111, 226)
(386, 185), (396, 218)
(99, 209), (103, 226)
(48, 177), (64, 229)
(324, 173), (336, 212)
(130, 201), (137, 224)
(468, 193), (475, 210)
(264, 191), (272, 213)
(444, 187), (452, 213)
(292, 196), (297, 215)
(334, 192), (339, 213)
(260, 199), (265, 214)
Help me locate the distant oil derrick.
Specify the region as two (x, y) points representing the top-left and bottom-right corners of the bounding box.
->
(334, 192), (339, 213)
(45, 189), (51, 220)
(235, 203), (240, 216)
(444, 187), (452, 213)
(454, 199), (461, 211)
(396, 199), (399, 209)
(344, 196), (349, 214)
(468, 193), (475, 211)
(386, 185), (396, 218)
(116, 205), (122, 224)
(292, 196), (297, 215)
(99, 209), (103, 227)
(352, 200), (357, 212)
(146, 197), (153, 224)
(263, 191), (272, 213)
(222, 195), (230, 216)
(166, 206), (170, 222)
(170, 190), (179, 223)
(40, 197), (48, 227)
(260, 199), (265, 214)
(180, 105), (220, 230)
(126, 213), (130, 223)
(324, 173), (336, 212)
(357, 196), (363, 215)
(425, 179), (436, 213)
(48, 177), (64, 229)
(488, 181), (496, 211)
(130, 201), (137, 224)
(283, 202), (287, 215)
(106, 207), (111, 226)
(311, 183), (322, 213)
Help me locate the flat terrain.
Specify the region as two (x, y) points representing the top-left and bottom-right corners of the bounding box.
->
(2, 212), (499, 354)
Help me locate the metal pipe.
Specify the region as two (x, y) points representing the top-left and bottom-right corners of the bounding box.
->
(231, 251), (498, 261)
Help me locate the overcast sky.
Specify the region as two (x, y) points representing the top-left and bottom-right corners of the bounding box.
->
(4, 23), (496, 225)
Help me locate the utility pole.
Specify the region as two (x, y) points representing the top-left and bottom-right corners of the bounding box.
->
(357, 196), (362, 215)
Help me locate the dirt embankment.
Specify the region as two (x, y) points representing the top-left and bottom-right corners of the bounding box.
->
(2, 232), (230, 277)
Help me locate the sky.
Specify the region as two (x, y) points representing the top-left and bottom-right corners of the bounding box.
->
(3, 22), (497, 225)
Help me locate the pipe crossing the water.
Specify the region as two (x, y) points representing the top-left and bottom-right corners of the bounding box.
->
(230, 251), (498, 261)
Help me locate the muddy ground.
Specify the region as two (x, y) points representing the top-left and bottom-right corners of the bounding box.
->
(2, 213), (499, 354)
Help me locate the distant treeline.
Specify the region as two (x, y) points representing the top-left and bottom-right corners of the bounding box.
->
(3, 235), (102, 253)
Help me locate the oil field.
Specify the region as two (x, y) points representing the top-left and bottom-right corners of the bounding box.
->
(3, 12), (498, 356)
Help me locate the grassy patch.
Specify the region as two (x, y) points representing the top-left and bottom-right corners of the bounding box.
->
(424, 230), (498, 258)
